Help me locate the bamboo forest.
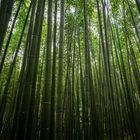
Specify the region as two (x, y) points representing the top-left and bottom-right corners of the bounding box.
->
(0, 0), (140, 140)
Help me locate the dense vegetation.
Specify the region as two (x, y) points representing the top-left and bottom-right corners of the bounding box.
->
(0, 0), (140, 139)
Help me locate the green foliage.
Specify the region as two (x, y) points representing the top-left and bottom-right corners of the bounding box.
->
(0, 0), (140, 139)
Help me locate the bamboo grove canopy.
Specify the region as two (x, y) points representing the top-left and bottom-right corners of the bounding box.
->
(0, 0), (140, 139)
